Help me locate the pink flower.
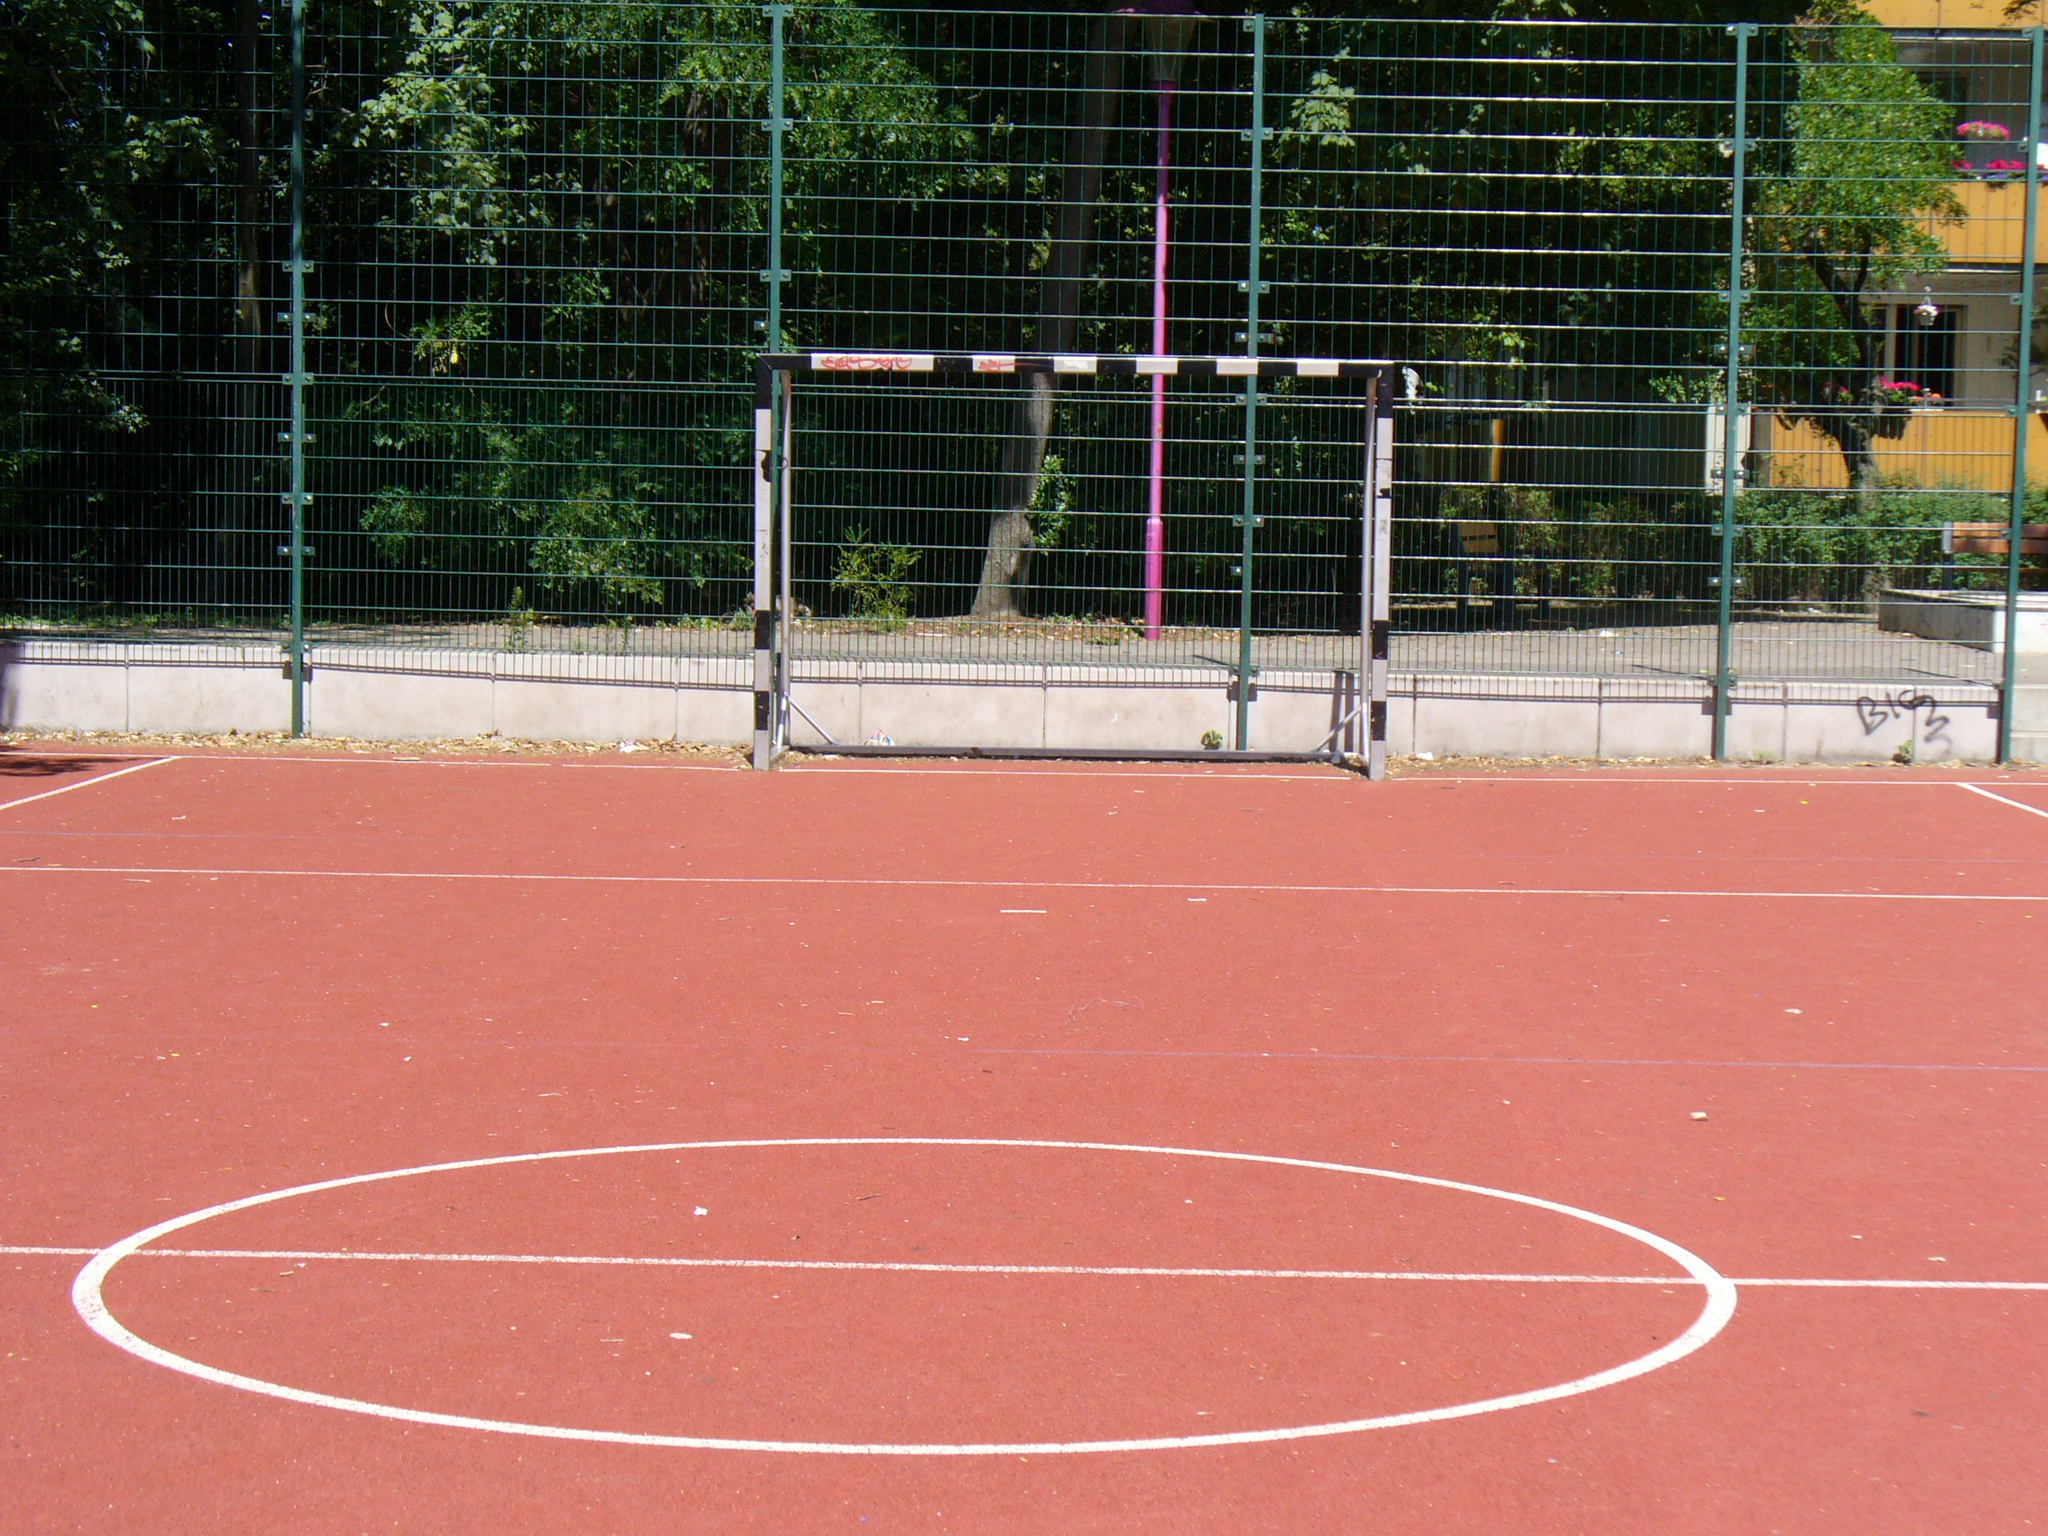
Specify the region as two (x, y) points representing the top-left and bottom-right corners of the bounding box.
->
(1958, 120), (2013, 142)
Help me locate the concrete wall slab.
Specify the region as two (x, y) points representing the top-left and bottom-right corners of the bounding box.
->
(5, 639), (2031, 764)
(675, 687), (750, 746)
(309, 670), (494, 741)
(1045, 683), (1229, 752)
(784, 678), (864, 747)
(1242, 683), (1353, 755)
(491, 679), (679, 743)
(127, 665), (289, 736)
(1413, 692), (1601, 759)
(857, 681), (1046, 749)
(1597, 695), (1714, 760)
(1719, 683), (1788, 762)
(1781, 688), (1998, 763)
(1, 661), (129, 732)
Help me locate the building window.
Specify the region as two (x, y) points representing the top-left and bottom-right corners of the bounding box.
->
(1911, 69), (1970, 112)
(1893, 306), (1959, 401)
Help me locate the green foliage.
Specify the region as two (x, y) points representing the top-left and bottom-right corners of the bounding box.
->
(831, 524), (920, 625)
(0, 0), (228, 507)
(1733, 482), (1996, 602)
(345, 0), (980, 367)
(1027, 452), (1076, 552)
(326, 0), (980, 624)
(529, 482), (665, 608)
(503, 583), (534, 649)
(1746, 2), (1962, 486)
(0, 3), (2011, 641)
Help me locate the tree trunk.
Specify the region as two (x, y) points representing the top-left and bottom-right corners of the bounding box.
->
(1840, 420), (1877, 491)
(968, 15), (1128, 620)
(1807, 246), (1885, 507)
(973, 375), (1054, 615)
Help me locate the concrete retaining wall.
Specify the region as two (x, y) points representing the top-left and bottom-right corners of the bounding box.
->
(0, 639), (2019, 762)
(1878, 589), (2048, 653)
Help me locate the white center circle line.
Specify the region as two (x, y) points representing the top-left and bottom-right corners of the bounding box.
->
(73, 1137), (1739, 1456)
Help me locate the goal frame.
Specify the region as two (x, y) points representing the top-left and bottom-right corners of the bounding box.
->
(750, 351), (1395, 777)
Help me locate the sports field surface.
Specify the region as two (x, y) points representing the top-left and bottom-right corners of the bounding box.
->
(3, 744), (2043, 1533)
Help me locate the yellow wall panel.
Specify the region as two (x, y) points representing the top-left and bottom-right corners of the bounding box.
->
(1759, 410), (2048, 491)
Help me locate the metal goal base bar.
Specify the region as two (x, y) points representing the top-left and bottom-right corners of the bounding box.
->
(784, 744), (1370, 768)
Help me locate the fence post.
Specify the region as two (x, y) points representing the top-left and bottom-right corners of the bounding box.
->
(1712, 23), (1752, 762)
(764, 4), (788, 350)
(1235, 14), (1267, 750)
(285, 0), (309, 736)
(2002, 27), (2043, 765)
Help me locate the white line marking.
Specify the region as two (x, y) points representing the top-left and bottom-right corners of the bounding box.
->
(1961, 782), (2048, 820)
(1725, 1277), (2048, 1290)
(3, 863), (2042, 903)
(1398, 777), (2025, 788)
(168, 754), (731, 772)
(0, 757), (173, 812)
(785, 765), (1348, 780)
(827, 771), (2044, 785)
(10, 1244), (2042, 1288)
(70, 1137), (1738, 1457)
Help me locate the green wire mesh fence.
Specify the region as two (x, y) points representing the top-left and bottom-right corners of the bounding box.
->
(2, 8), (2041, 708)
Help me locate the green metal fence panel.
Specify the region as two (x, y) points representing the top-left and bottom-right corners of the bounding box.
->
(3, 7), (2042, 743)
(2, 14), (288, 649)
(1265, 19), (1743, 682)
(302, 1), (771, 680)
(1735, 19), (2036, 695)
(774, 8), (1278, 682)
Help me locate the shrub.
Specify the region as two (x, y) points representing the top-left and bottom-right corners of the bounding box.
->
(831, 526), (921, 626)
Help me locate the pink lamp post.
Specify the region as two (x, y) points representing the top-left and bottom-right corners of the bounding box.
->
(1130, 1), (1203, 640)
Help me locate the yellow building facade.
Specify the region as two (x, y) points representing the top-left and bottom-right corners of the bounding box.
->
(1761, 0), (2048, 489)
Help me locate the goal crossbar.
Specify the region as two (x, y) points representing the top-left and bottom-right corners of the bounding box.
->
(750, 352), (1395, 777)
(756, 351), (1391, 381)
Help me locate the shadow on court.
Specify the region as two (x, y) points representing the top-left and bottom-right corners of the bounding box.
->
(0, 756), (114, 778)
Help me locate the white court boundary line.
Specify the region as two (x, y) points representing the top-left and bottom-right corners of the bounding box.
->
(14, 751), (2037, 786)
(1961, 782), (2048, 820)
(799, 768), (2045, 785)
(11, 1243), (2042, 1290)
(0, 756), (172, 812)
(5, 861), (2046, 903)
(73, 1137), (1738, 1457)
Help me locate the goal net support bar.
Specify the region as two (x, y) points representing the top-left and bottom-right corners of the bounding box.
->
(751, 352), (1396, 776)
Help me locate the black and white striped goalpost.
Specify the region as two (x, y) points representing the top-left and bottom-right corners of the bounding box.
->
(751, 352), (1397, 775)
(1361, 368), (1394, 781)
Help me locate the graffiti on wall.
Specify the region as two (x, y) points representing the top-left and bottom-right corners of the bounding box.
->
(1855, 690), (1952, 749)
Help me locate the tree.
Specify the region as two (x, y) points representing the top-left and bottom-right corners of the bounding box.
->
(331, 0), (979, 620)
(0, 1), (211, 501)
(969, 8), (1129, 620)
(1747, 0), (1961, 491)
(0, 0), (286, 616)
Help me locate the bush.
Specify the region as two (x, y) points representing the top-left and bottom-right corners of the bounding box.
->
(1733, 481), (2005, 606)
(831, 526), (921, 627)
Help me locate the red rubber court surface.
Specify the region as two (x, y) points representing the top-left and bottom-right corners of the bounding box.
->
(2, 747), (2044, 1534)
